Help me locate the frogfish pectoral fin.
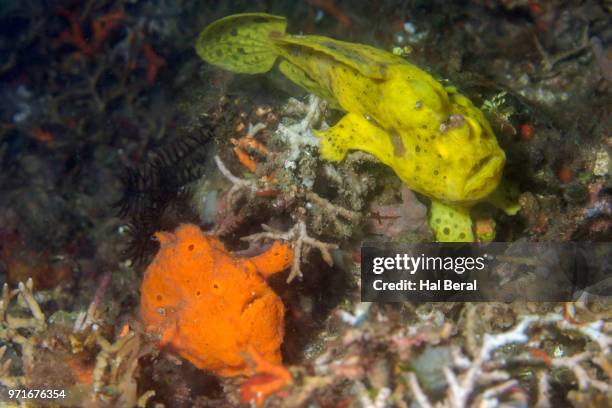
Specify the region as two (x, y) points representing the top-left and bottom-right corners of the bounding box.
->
(248, 241), (294, 279)
(429, 200), (474, 242)
(315, 112), (395, 163)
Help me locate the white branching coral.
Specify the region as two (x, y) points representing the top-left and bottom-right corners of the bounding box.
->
(214, 154), (258, 206)
(408, 308), (612, 408)
(551, 351), (612, 393)
(73, 299), (103, 334)
(0, 279), (154, 407)
(91, 330), (154, 408)
(0, 279), (46, 337)
(276, 95), (327, 173)
(214, 132), (358, 278)
(0, 345), (21, 391)
(354, 380), (391, 408)
(243, 221), (338, 283)
(0, 279), (46, 391)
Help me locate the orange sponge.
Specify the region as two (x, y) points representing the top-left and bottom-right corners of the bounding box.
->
(140, 223), (293, 376)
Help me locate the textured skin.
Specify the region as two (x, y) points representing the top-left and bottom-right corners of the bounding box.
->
(140, 224), (293, 376)
(196, 13), (508, 241)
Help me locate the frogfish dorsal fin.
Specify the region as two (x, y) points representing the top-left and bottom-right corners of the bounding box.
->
(277, 35), (404, 80)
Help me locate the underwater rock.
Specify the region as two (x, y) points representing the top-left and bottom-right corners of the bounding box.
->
(409, 345), (453, 396)
(367, 185), (431, 240)
(563, 182), (588, 205)
(1, 234), (73, 290)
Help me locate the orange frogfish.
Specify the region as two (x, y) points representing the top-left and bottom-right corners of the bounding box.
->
(140, 223), (293, 376)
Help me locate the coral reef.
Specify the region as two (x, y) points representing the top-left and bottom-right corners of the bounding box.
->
(0, 0), (609, 407)
(409, 306), (612, 407)
(0, 279), (154, 407)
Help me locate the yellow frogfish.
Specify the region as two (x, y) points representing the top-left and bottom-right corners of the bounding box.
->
(196, 13), (518, 241)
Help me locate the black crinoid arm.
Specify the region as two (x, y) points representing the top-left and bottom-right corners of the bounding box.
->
(115, 125), (216, 268)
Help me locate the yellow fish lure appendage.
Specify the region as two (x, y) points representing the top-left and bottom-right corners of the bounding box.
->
(196, 13), (515, 242)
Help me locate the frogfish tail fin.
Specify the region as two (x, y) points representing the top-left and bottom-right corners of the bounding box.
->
(196, 13), (287, 74)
